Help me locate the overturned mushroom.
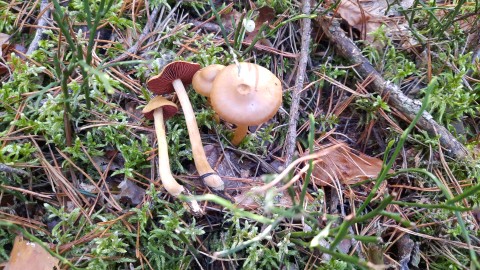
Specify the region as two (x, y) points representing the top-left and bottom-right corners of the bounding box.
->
(143, 96), (203, 216)
(210, 62), (283, 146)
(147, 61), (225, 191)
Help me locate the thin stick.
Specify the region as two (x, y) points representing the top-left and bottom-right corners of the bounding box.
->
(0, 163), (30, 177)
(317, 15), (468, 159)
(26, 0), (51, 55)
(285, 0), (312, 165)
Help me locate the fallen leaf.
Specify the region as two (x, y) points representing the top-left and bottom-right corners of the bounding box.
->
(336, 0), (384, 37)
(115, 179), (145, 205)
(396, 234), (416, 270)
(6, 235), (59, 270)
(0, 33), (10, 53)
(244, 6), (276, 43)
(310, 143), (390, 186)
(220, 8), (242, 31)
(333, 0), (414, 46)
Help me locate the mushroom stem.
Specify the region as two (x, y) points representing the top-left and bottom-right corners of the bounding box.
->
(153, 108), (202, 214)
(231, 125), (248, 146)
(172, 79), (225, 191)
(154, 109), (184, 196)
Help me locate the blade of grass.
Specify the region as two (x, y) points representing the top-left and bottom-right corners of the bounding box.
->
(328, 77), (436, 251)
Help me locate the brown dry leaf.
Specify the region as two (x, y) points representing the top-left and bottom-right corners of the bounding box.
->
(6, 236), (59, 270)
(311, 143), (390, 186)
(115, 179), (145, 205)
(0, 33), (10, 54)
(220, 8), (242, 31)
(334, 0), (414, 45)
(0, 33), (11, 75)
(336, 0), (385, 37)
(244, 6), (276, 43)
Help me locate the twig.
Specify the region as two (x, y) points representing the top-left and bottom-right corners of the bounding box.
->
(317, 16), (468, 160)
(26, 0), (51, 55)
(285, 0), (312, 165)
(0, 164), (30, 177)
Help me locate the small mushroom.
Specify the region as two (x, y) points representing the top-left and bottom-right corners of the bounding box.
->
(210, 62), (283, 146)
(192, 64), (226, 123)
(192, 64), (226, 97)
(142, 96), (203, 216)
(147, 61), (225, 191)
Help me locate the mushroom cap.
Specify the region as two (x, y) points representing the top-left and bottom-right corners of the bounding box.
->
(192, 64), (225, 97)
(142, 96), (178, 120)
(147, 61), (201, 95)
(210, 62), (282, 126)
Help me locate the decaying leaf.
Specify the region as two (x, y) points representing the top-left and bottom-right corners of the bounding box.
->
(311, 143), (390, 186)
(333, 0), (414, 46)
(220, 8), (242, 31)
(336, 0), (385, 37)
(244, 6), (276, 44)
(6, 235), (59, 270)
(115, 179), (145, 205)
(0, 33), (10, 54)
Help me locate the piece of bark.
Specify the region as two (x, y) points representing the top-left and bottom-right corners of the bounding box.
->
(317, 16), (468, 160)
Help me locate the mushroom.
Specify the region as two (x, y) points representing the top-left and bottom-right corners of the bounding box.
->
(209, 62), (283, 146)
(192, 64), (226, 97)
(192, 64), (226, 123)
(147, 61), (225, 191)
(142, 96), (203, 216)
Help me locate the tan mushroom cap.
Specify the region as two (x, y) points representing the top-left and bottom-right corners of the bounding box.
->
(192, 64), (225, 97)
(147, 61), (201, 95)
(210, 62), (282, 126)
(142, 96), (178, 120)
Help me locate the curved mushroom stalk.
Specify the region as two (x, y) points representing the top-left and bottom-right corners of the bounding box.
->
(172, 79), (225, 191)
(143, 97), (203, 216)
(231, 125), (248, 146)
(153, 109), (185, 196)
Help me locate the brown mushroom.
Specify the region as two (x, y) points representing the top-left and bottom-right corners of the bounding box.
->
(192, 64), (226, 97)
(147, 61), (225, 191)
(192, 64), (225, 123)
(142, 96), (203, 216)
(210, 62), (283, 146)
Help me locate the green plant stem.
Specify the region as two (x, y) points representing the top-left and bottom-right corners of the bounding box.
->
(447, 183), (480, 205)
(394, 153), (480, 268)
(209, 0), (232, 51)
(299, 114), (316, 206)
(379, 211), (413, 227)
(329, 79), (435, 252)
(187, 194), (274, 224)
(329, 195), (394, 250)
(213, 219), (282, 258)
(391, 201), (471, 211)
(291, 238), (373, 269)
(354, 195), (394, 223)
(357, 78), (436, 214)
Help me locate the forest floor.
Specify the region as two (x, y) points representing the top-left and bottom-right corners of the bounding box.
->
(1, 0), (480, 269)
